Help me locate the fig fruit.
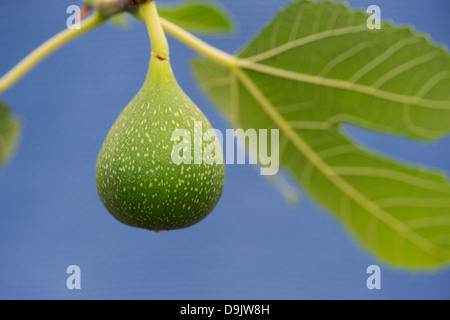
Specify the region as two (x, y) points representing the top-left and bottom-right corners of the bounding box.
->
(95, 50), (225, 231)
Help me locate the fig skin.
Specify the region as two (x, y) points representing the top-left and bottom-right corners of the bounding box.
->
(95, 56), (225, 231)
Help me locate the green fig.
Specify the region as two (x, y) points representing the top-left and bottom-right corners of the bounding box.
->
(95, 2), (225, 231)
(96, 56), (225, 231)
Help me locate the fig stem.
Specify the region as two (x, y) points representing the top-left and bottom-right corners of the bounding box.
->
(134, 10), (238, 69)
(0, 12), (106, 94)
(141, 0), (169, 60)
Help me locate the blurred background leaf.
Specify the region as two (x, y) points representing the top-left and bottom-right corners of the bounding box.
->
(0, 101), (20, 171)
(158, 1), (236, 34)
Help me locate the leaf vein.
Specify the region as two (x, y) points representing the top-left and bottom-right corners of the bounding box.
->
(244, 25), (368, 63)
(348, 37), (422, 83)
(238, 61), (450, 110)
(372, 50), (441, 89)
(332, 166), (450, 194)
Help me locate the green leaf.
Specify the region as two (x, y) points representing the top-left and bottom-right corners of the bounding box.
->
(0, 101), (20, 170)
(109, 12), (129, 28)
(158, 1), (235, 34)
(192, 0), (450, 268)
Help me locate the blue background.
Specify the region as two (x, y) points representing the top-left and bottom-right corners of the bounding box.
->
(0, 0), (449, 299)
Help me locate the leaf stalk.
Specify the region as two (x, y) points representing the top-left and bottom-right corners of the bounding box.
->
(0, 12), (106, 94)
